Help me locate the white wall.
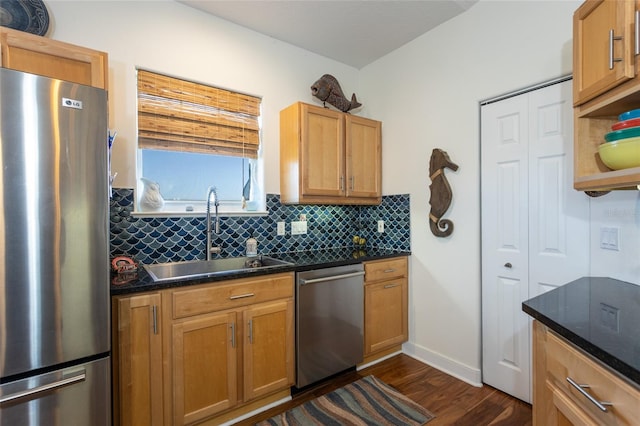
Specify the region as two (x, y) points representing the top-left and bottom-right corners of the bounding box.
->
(45, 0), (361, 195)
(590, 191), (640, 284)
(360, 0), (584, 384)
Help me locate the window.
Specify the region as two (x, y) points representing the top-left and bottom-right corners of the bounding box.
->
(136, 69), (262, 214)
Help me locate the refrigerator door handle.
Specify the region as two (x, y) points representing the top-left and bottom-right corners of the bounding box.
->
(0, 370), (86, 404)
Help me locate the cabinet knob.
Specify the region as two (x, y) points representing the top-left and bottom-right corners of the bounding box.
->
(504, 263), (512, 268)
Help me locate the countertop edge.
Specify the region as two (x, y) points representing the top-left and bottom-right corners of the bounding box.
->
(522, 301), (640, 388)
(111, 249), (411, 296)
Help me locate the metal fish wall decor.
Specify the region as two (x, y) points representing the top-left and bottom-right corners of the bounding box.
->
(311, 74), (362, 112)
(428, 148), (459, 238)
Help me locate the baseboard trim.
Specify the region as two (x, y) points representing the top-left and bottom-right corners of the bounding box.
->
(357, 348), (403, 370)
(403, 342), (482, 387)
(218, 394), (292, 426)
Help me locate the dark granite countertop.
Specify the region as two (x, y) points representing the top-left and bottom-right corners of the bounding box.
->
(111, 247), (410, 296)
(522, 276), (640, 387)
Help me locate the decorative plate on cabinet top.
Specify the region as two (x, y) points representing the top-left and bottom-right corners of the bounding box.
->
(0, 0), (49, 36)
(618, 108), (640, 122)
(611, 117), (640, 131)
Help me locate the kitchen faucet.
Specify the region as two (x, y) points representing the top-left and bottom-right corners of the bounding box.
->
(206, 186), (221, 260)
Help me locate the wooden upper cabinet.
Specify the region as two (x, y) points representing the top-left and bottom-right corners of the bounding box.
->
(573, 0), (636, 106)
(280, 102), (382, 205)
(572, 0), (640, 191)
(0, 27), (108, 90)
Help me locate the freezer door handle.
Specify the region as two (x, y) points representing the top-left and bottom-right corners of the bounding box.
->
(0, 370), (86, 404)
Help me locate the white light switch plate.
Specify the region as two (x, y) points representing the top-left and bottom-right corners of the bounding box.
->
(277, 222), (285, 236)
(600, 226), (620, 251)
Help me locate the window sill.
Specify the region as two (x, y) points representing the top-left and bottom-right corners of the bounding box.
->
(131, 200), (267, 218)
(131, 209), (268, 218)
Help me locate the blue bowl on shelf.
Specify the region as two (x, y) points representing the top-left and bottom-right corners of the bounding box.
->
(618, 108), (640, 122)
(604, 126), (640, 142)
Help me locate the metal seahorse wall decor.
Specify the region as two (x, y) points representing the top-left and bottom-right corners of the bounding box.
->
(428, 148), (459, 238)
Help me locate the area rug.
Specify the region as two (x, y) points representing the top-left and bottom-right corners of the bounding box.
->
(256, 375), (434, 426)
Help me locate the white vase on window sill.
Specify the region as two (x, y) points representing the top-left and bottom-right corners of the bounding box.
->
(139, 177), (165, 211)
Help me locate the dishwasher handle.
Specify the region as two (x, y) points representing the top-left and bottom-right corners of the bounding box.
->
(299, 270), (365, 285)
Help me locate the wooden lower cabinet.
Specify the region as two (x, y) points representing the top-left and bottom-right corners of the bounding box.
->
(112, 293), (163, 426)
(243, 300), (294, 401)
(113, 272), (295, 426)
(363, 257), (408, 358)
(172, 311), (238, 425)
(533, 320), (640, 426)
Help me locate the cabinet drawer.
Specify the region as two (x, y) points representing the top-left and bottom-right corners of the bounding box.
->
(546, 331), (640, 426)
(170, 273), (294, 319)
(364, 257), (407, 283)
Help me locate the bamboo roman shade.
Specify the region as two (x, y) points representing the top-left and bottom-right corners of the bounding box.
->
(137, 70), (261, 158)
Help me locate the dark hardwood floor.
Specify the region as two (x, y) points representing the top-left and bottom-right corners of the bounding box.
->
(236, 354), (532, 425)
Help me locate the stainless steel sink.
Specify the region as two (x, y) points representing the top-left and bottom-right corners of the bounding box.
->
(143, 255), (294, 282)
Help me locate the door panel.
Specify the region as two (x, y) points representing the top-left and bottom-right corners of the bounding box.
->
(482, 91), (530, 402)
(528, 83), (589, 299)
(301, 106), (344, 196)
(172, 312), (237, 425)
(346, 116), (381, 198)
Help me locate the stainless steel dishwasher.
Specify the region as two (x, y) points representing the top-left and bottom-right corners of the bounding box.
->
(296, 263), (365, 388)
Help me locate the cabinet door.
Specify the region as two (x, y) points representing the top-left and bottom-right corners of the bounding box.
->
(301, 104), (345, 197)
(243, 300), (294, 401)
(573, 0), (635, 105)
(115, 293), (163, 426)
(364, 278), (408, 355)
(0, 27), (108, 89)
(172, 312), (238, 425)
(346, 115), (381, 199)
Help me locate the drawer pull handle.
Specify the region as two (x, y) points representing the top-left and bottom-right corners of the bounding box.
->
(383, 269), (396, 273)
(566, 377), (613, 412)
(229, 293), (255, 300)
(384, 284), (399, 289)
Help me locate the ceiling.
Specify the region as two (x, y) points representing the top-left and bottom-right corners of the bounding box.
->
(178, 1), (478, 69)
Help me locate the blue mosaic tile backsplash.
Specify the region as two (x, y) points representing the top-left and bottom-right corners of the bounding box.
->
(110, 189), (410, 265)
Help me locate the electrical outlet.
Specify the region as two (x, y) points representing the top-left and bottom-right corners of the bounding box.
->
(291, 221), (307, 235)
(300, 213), (307, 222)
(277, 221), (285, 236)
(377, 220), (385, 233)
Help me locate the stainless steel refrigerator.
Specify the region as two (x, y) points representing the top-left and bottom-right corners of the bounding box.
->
(0, 68), (110, 425)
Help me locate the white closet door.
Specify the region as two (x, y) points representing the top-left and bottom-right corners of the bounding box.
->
(480, 79), (589, 403)
(528, 82), (589, 298)
(481, 91), (530, 403)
